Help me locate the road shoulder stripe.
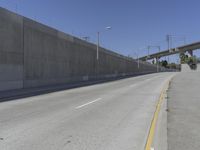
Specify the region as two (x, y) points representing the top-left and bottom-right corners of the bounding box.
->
(145, 78), (172, 150)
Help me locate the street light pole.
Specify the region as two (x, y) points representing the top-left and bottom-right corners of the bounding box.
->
(96, 32), (100, 60)
(96, 27), (112, 61)
(137, 52), (140, 69)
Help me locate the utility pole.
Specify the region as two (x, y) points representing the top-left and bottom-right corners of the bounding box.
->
(134, 50), (140, 69)
(146, 46), (150, 61)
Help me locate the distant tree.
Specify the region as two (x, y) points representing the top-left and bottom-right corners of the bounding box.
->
(180, 54), (198, 70)
(180, 53), (189, 63)
(152, 59), (155, 64)
(168, 63), (177, 69)
(160, 60), (168, 68)
(197, 57), (200, 63)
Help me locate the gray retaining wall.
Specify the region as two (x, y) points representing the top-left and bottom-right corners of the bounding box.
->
(0, 7), (166, 92)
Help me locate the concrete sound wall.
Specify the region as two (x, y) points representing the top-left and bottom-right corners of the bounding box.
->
(0, 8), (24, 91)
(0, 7), (164, 92)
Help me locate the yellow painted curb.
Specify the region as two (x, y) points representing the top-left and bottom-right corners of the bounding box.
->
(145, 78), (172, 150)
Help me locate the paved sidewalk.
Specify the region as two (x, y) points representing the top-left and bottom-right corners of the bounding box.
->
(167, 72), (200, 150)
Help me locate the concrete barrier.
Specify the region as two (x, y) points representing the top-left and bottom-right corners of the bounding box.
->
(181, 63), (200, 72)
(0, 7), (168, 92)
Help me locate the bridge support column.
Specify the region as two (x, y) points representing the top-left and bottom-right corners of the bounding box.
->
(179, 52), (185, 64)
(156, 57), (159, 72)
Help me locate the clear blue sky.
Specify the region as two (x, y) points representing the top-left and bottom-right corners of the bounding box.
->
(0, 0), (200, 61)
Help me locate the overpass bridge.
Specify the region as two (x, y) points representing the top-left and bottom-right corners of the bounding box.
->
(139, 41), (200, 61)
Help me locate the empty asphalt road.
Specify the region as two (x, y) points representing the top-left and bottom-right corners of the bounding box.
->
(0, 73), (175, 150)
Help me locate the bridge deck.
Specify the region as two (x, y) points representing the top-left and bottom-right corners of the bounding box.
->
(140, 41), (200, 60)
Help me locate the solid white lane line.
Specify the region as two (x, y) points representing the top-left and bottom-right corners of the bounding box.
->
(75, 98), (102, 109)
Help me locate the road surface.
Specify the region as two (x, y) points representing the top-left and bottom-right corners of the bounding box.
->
(0, 73), (175, 150)
(168, 71), (200, 150)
